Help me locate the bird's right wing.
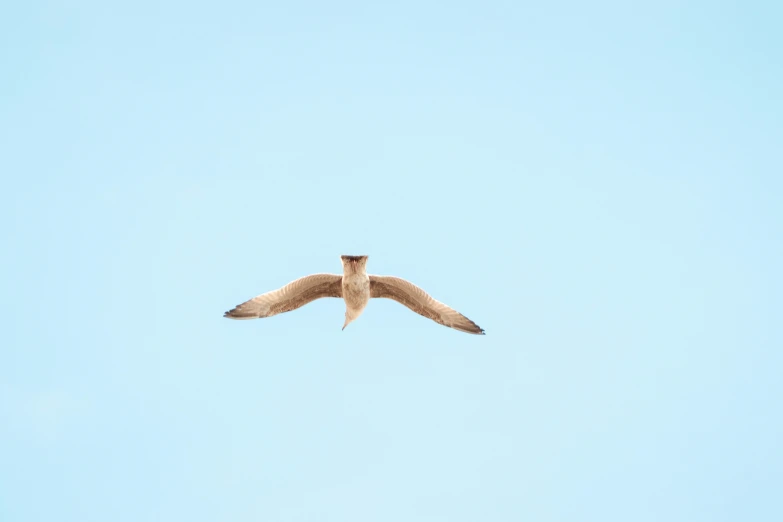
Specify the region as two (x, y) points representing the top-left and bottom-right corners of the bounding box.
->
(224, 274), (343, 319)
(369, 275), (485, 335)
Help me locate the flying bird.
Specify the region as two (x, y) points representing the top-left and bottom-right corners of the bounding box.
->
(224, 255), (485, 335)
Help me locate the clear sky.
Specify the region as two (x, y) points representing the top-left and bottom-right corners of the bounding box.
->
(1, 1), (781, 521)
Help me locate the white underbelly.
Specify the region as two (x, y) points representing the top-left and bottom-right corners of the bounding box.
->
(343, 274), (370, 310)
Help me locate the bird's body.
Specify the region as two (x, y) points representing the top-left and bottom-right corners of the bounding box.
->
(224, 255), (485, 335)
(340, 255), (371, 329)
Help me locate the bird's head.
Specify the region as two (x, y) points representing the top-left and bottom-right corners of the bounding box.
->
(340, 255), (368, 275)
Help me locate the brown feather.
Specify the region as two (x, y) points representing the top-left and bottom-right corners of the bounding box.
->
(224, 274), (343, 319)
(369, 275), (485, 335)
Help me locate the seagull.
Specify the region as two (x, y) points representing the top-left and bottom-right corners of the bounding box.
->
(224, 255), (485, 335)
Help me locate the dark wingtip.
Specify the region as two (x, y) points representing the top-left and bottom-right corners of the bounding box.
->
(224, 308), (243, 319)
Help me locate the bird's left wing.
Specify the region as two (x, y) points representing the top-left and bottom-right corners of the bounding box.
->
(224, 274), (343, 319)
(369, 275), (485, 335)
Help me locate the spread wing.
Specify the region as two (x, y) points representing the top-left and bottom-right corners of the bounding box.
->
(224, 274), (343, 319)
(369, 275), (485, 335)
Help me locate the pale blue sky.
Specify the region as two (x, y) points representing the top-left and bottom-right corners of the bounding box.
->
(1, 1), (782, 521)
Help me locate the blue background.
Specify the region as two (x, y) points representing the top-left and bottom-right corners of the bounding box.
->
(2, 1), (781, 521)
